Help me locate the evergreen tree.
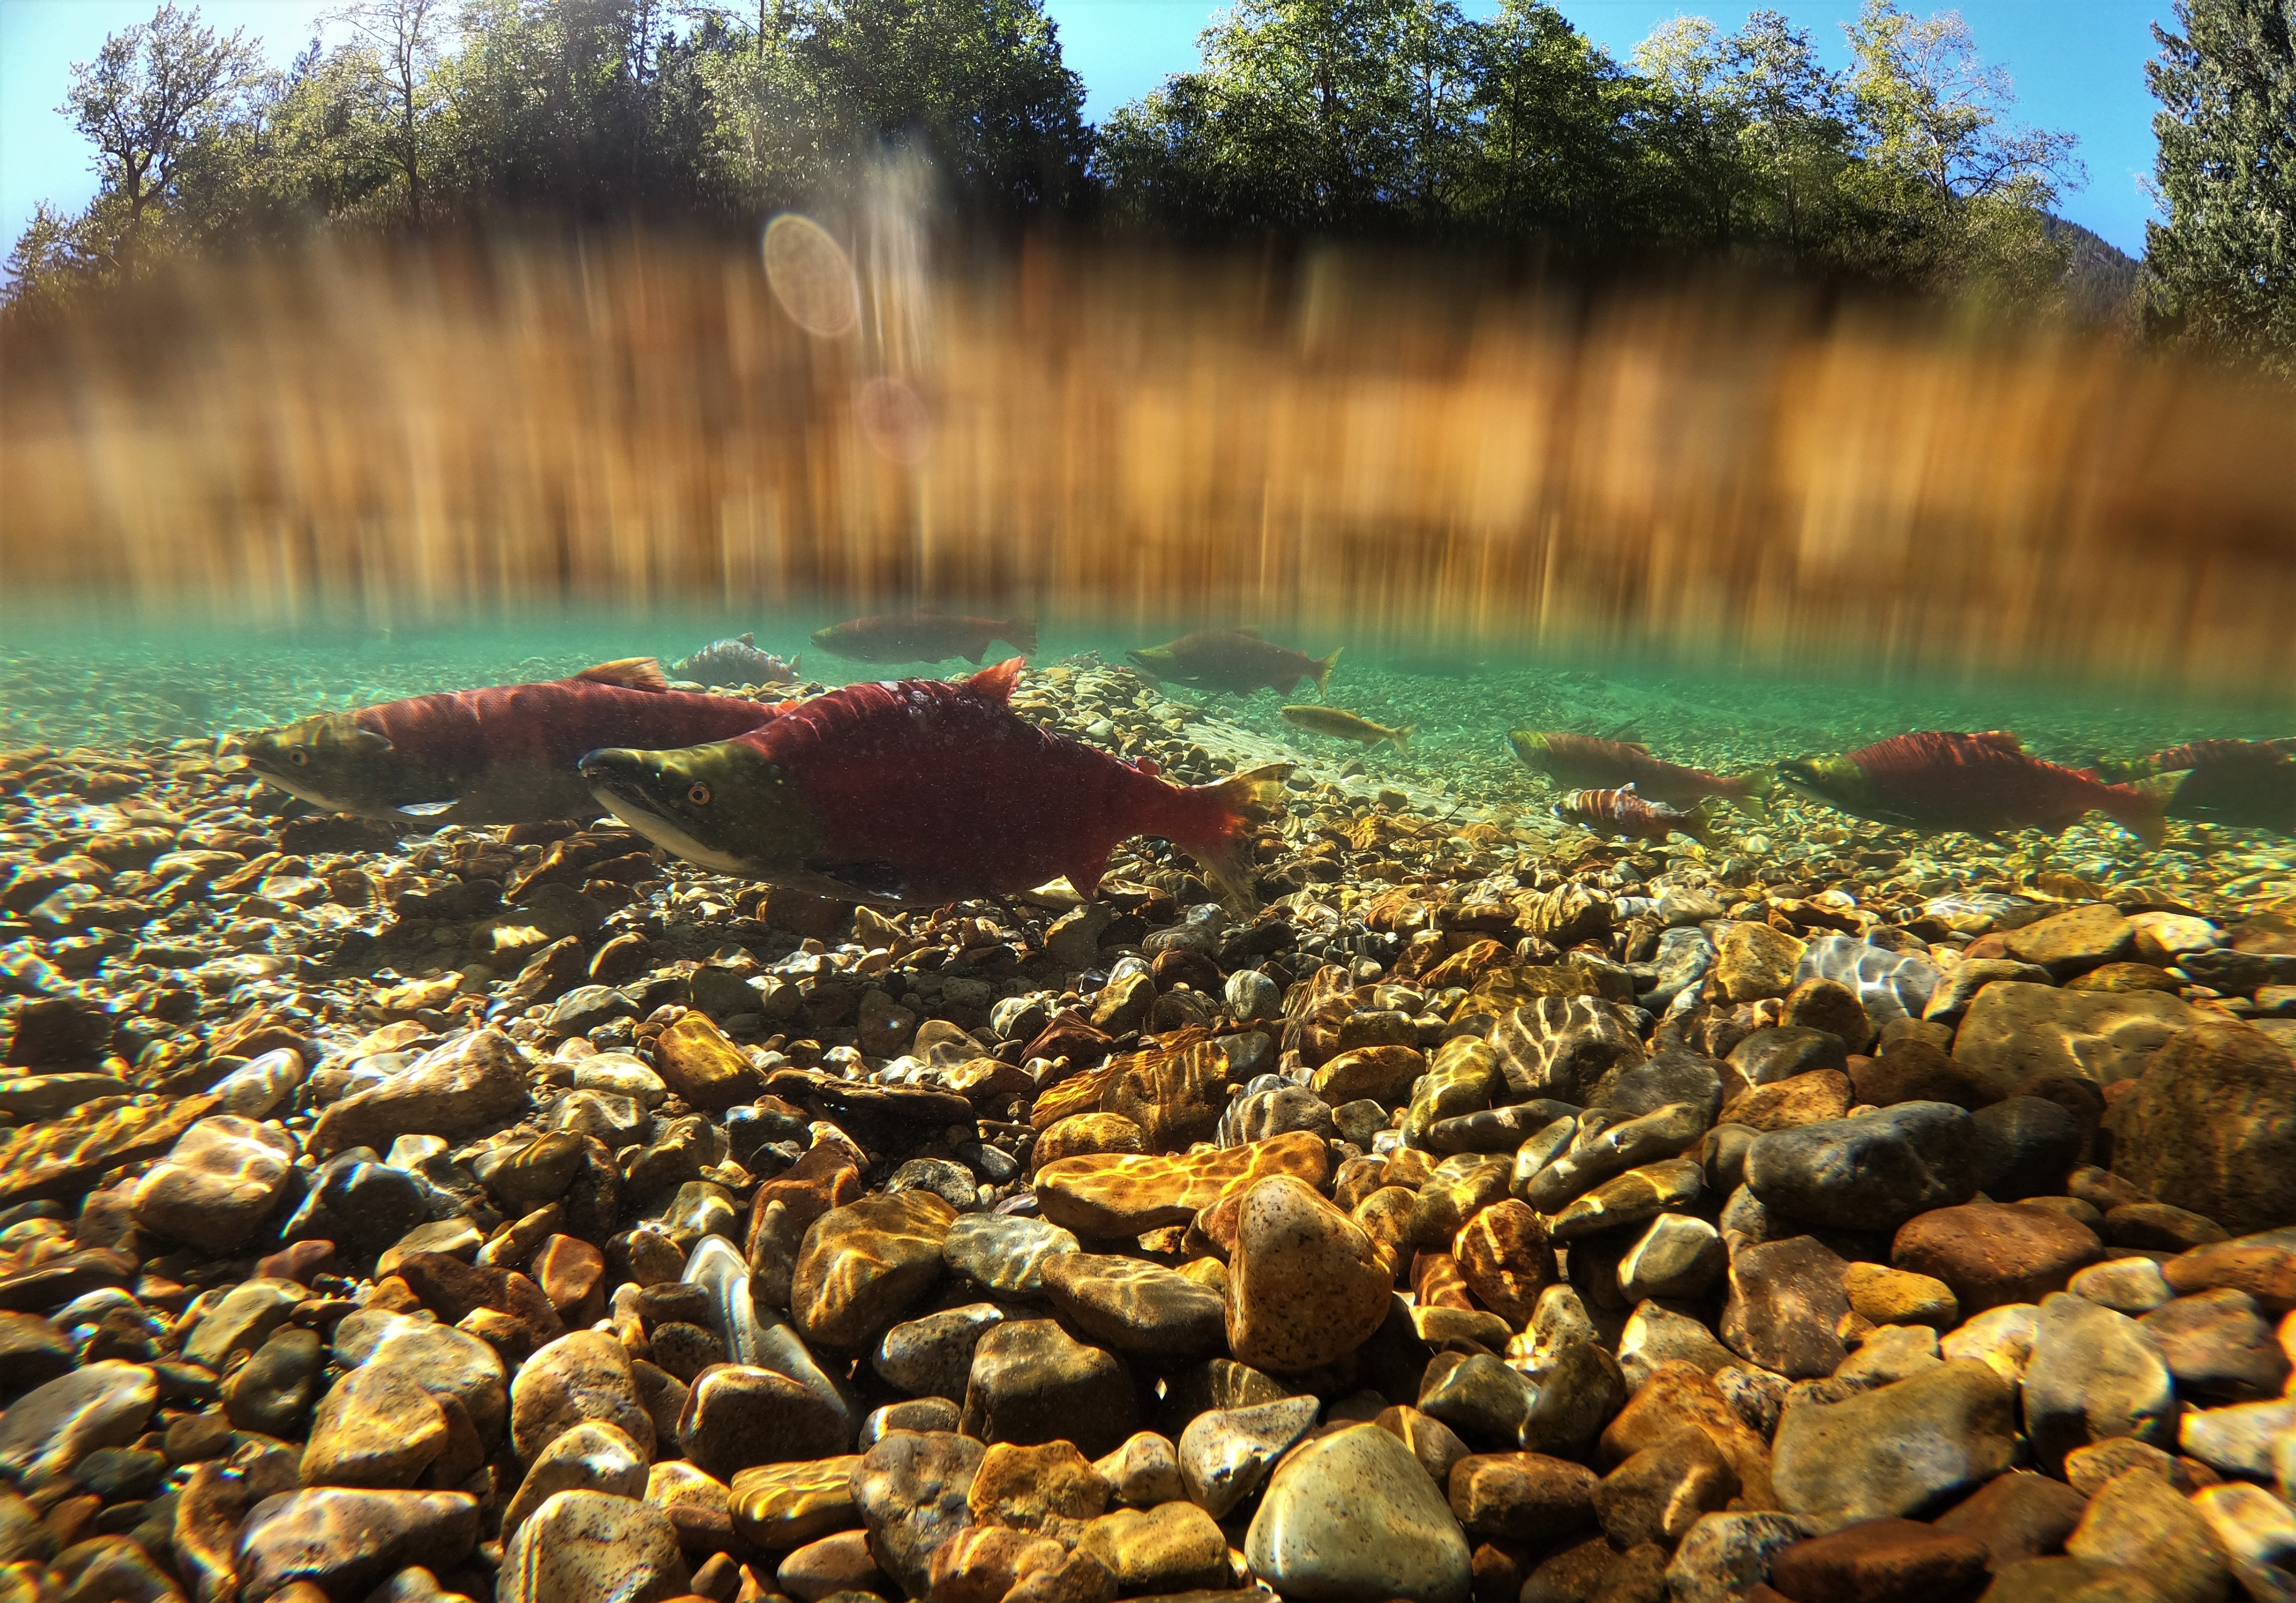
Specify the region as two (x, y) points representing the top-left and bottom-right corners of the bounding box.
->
(2143, 0), (2296, 371)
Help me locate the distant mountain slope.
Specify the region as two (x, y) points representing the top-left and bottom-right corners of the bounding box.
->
(2048, 215), (2143, 325)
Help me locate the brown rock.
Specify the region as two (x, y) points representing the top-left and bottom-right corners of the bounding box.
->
(2103, 1021), (2296, 1236)
(1711, 924), (1807, 1004)
(2163, 1231), (2296, 1312)
(1722, 1235), (1851, 1380)
(1453, 1201), (1555, 1327)
(1720, 1070), (1854, 1132)
(1226, 1175), (1392, 1372)
(1893, 1202), (2102, 1314)
(1033, 1113), (1145, 1168)
(1850, 1041), (2007, 1110)
(1935, 1469), (2091, 1569)
(968, 1440), (1109, 1537)
(1768, 1517), (1991, 1603)
(1592, 1426), (1738, 1551)
(533, 1235), (605, 1319)
(1034, 1131), (1332, 1239)
(1782, 979), (1875, 1052)
(1598, 1361), (1775, 1508)
(1313, 1044), (1428, 1107)
(652, 1013), (765, 1111)
(1448, 1452), (1599, 1542)
(792, 1190), (955, 1348)
(2008, 905), (2139, 978)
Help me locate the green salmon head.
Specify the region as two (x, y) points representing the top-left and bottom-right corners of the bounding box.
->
(1125, 646), (1175, 676)
(1775, 754), (1870, 812)
(578, 738), (821, 879)
(1507, 731), (1553, 772)
(241, 713), (410, 815)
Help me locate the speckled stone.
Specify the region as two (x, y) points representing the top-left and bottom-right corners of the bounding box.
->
(307, 1028), (530, 1156)
(1245, 1421), (1473, 1602)
(332, 1310), (509, 1439)
(940, 1213), (1078, 1295)
(959, 1319), (1137, 1457)
(1041, 1252), (1228, 1354)
(497, 1489), (690, 1603)
(1092, 1432), (1186, 1507)
(966, 1439), (1109, 1536)
(501, 1421), (649, 1536)
(509, 1330), (654, 1465)
(1226, 1175), (1393, 1372)
(677, 1362), (849, 1477)
(850, 1430), (985, 1598)
(300, 1363), (449, 1489)
(130, 1115), (297, 1253)
(236, 1488), (479, 1600)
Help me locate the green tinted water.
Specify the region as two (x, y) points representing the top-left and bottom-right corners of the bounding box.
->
(5, 603), (2291, 913)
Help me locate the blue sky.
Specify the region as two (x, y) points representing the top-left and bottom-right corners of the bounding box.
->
(2, 0), (2170, 258)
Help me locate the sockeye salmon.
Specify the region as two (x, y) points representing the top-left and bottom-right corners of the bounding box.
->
(1128, 629), (1341, 698)
(1777, 731), (2177, 845)
(578, 659), (1290, 908)
(240, 658), (784, 826)
(1553, 786), (1721, 847)
(1510, 731), (1770, 816)
(1281, 706), (1414, 751)
(2114, 737), (2296, 836)
(810, 613), (1036, 664)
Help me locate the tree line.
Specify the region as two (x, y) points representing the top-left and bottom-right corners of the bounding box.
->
(6, 0), (2291, 371)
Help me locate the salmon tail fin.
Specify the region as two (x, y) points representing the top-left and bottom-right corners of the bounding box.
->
(1313, 648), (1343, 699)
(1390, 724), (1416, 752)
(1682, 799), (1724, 849)
(2109, 771), (2183, 848)
(577, 657), (668, 691)
(1176, 762), (1293, 912)
(999, 618), (1039, 656)
(968, 658), (1025, 703)
(1725, 772), (1772, 819)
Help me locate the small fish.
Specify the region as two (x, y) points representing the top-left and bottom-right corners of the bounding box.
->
(1553, 785), (1719, 846)
(242, 659), (784, 826)
(1127, 629), (1341, 698)
(579, 658), (1290, 908)
(810, 612), (1036, 664)
(1510, 731), (1770, 816)
(1777, 731), (2177, 846)
(673, 634), (799, 687)
(1281, 705), (1414, 751)
(2117, 737), (2296, 836)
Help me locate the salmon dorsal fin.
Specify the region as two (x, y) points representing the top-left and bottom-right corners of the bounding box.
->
(1973, 730), (2024, 754)
(1232, 625), (1264, 638)
(968, 658), (1025, 702)
(574, 657), (668, 691)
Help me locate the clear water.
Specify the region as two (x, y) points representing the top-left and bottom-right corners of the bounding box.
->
(6, 602), (2291, 912)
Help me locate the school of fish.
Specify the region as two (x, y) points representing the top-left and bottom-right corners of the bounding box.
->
(233, 619), (2296, 915)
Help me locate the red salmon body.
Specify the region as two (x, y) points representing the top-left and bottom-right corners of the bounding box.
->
(720, 660), (1267, 903)
(359, 673), (782, 775)
(1838, 731), (2169, 843)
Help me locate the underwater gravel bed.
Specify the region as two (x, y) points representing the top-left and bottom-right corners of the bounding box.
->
(1, 658), (2294, 1603)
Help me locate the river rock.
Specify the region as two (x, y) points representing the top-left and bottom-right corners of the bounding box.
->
(1952, 983), (2205, 1085)
(130, 1115), (296, 1253)
(1033, 1130), (1330, 1237)
(1721, 1235), (1852, 1379)
(1226, 1175), (1392, 1372)
(1768, 1516), (1991, 1603)
(1664, 1512), (1812, 1603)
(1894, 1202), (2103, 1312)
(2140, 1287), (2290, 1401)
(1245, 1421), (1473, 1602)
(497, 1489), (689, 1603)
(307, 1028), (531, 1156)
(1744, 1102), (1978, 1231)
(1492, 997), (1647, 1104)
(332, 1310), (509, 1439)
(0, 1361), (155, 1485)
(1794, 935), (1939, 1026)
(2064, 1469), (2231, 1603)
(510, 1330), (654, 1464)
(2023, 1292), (2178, 1474)
(1042, 1253), (1228, 1354)
(1771, 1360), (2018, 1529)
(852, 1430), (985, 1597)
(2106, 1022), (2296, 1235)
(678, 1363), (848, 1477)
(1711, 923), (1805, 1003)
(236, 1488), (478, 1600)
(792, 1190), (955, 1348)
(960, 1320), (1136, 1456)
(500, 1421), (650, 1536)
(1178, 1394), (1319, 1518)
(300, 1362), (449, 1488)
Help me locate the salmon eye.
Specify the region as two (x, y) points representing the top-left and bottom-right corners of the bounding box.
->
(289, 750), (310, 767)
(687, 781), (712, 807)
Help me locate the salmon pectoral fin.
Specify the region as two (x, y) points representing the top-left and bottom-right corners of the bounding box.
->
(575, 657), (669, 691)
(968, 658), (1026, 703)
